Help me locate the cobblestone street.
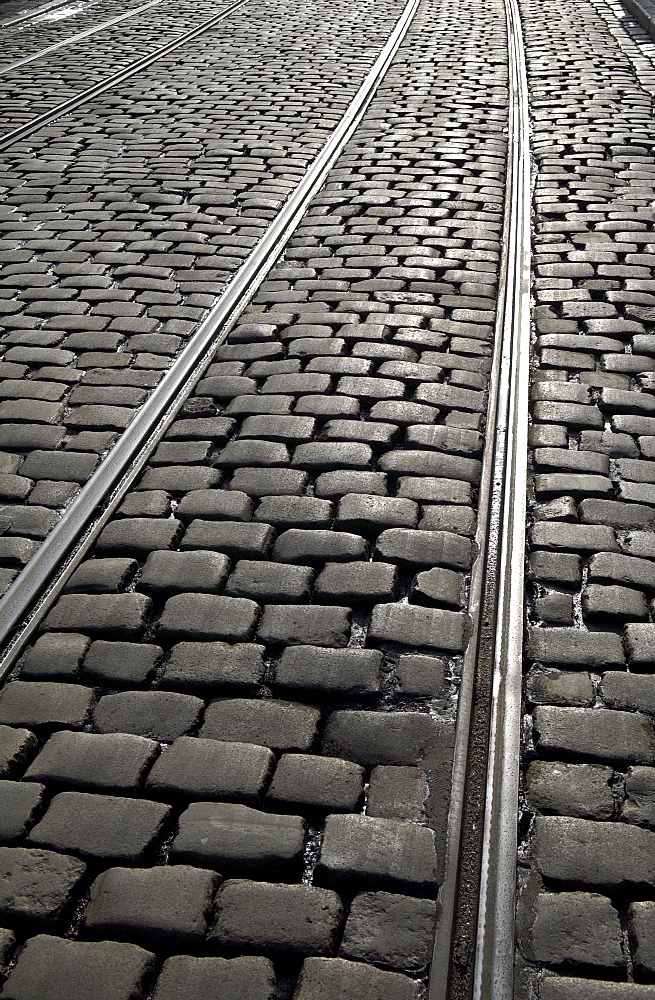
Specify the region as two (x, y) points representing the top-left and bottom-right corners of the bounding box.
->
(0, 0), (654, 997)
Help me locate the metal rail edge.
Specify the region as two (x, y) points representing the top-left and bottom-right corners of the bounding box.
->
(0, 0), (251, 149)
(0, 0), (421, 679)
(0, 0), (166, 76)
(428, 0), (531, 996)
(1, 0), (77, 28)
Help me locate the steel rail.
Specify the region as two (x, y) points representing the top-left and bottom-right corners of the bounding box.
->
(1, 0), (84, 27)
(0, 0), (251, 150)
(0, 0), (166, 76)
(428, 0), (531, 997)
(0, 0), (421, 680)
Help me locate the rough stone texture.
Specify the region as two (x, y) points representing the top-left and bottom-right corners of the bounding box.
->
(170, 802), (306, 877)
(526, 892), (624, 971)
(0, 682), (94, 731)
(539, 979), (655, 1000)
(322, 710), (443, 767)
(0, 847), (86, 928)
(201, 698), (320, 752)
(292, 957), (418, 1000)
(266, 754), (365, 812)
(366, 766), (429, 822)
(525, 761), (614, 820)
(340, 891), (438, 972)
(534, 816), (655, 890)
(315, 813), (438, 892)
(23, 731), (159, 793)
(145, 737), (274, 803)
(160, 642), (265, 695)
(623, 766), (655, 830)
(210, 880), (343, 956)
(0, 726), (38, 779)
(533, 706), (655, 764)
(152, 955), (277, 1000)
(84, 865), (220, 948)
(629, 901), (655, 979)
(275, 646), (382, 697)
(93, 690), (203, 741)
(0, 781), (45, 843)
(27, 791), (171, 863)
(0, 935), (155, 1000)
(368, 603), (469, 651)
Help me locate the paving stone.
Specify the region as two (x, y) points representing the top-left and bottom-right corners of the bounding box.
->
(525, 669), (594, 707)
(624, 624), (655, 670)
(0, 935), (155, 1000)
(161, 641), (265, 695)
(230, 467), (308, 496)
(0, 847), (86, 928)
(210, 879), (343, 956)
(254, 496), (333, 529)
(334, 494), (418, 534)
(581, 499), (655, 530)
(85, 864), (219, 948)
(82, 641), (162, 687)
(526, 629), (625, 668)
(340, 891), (437, 972)
(368, 603), (469, 652)
(257, 604), (350, 647)
(583, 584), (649, 622)
(315, 813), (437, 892)
(170, 801), (306, 877)
(601, 672), (655, 714)
(19, 633), (90, 681)
(158, 594), (259, 642)
(266, 753), (365, 813)
(527, 891), (624, 971)
(525, 760), (614, 820)
(41, 594), (152, 638)
(588, 552), (655, 591)
(64, 559), (138, 595)
(629, 901), (655, 979)
(137, 465), (222, 493)
(151, 955), (276, 1000)
(396, 654), (445, 698)
(539, 977), (655, 1000)
(376, 528), (472, 570)
(19, 450), (98, 483)
(146, 737), (274, 804)
(23, 731), (159, 793)
(0, 726), (38, 779)
(0, 928), (14, 970)
(623, 766), (655, 830)
(28, 790), (171, 863)
(225, 559), (313, 603)
(201, 698), (320, 751)
(139, 550), (230, 594)
(117, 491), (171, 519)
(0, 682), (94, 731)
(273, 528), (367, 564)
(367, 766), (429, 822)
(180, 520), (274, 559)
(176, 490), (253, 523)
(534, 815), (655, 890)
(528, 551), (582, 585)
(322, 710), (442, 767)
(292, 957), (417, 1000)
(96, 517), (183, 555)
(314, 470), (388, 499)
(0, 780), (45, 843)
(275, 645), (382, 697)
(530, 522), (617, 553)
(534, 593), (575, 625)
(534, 706), (655, 764)
(314, 562), (398, 608)
(94, 690), (202, 741)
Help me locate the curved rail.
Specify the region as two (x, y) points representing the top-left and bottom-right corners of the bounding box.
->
(429, 0), (531, 997)
(0, 0), (166, 75)
(0, 0), (421, 677)
(0, 0), (252, 149)
(0, 0), (86, 27)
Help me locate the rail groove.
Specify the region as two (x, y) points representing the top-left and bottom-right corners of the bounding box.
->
(0, 0), (252, 148)
(0, 0), (421, 679)
(0, 0), (167, 75)
(429, 0), (531, 996)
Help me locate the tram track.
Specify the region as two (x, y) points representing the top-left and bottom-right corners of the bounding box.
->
(0, 0), (252, 147)
(0, 0), (167, 76)
(0, 0), (529, 995)
(0, 0), (88, 28)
